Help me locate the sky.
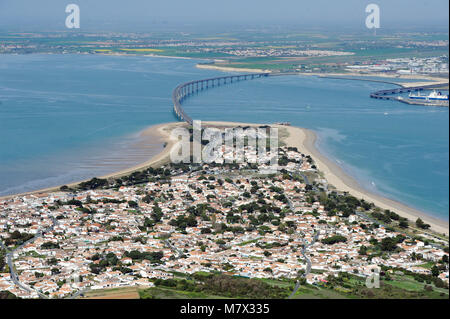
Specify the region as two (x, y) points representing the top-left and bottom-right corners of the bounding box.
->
(0, 0), (448, 32)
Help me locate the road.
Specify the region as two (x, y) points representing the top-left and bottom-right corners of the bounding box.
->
(66, 287), (91, 299)
(1, 217), (58, 299)
(298, 172), (310, 186)
(2, 216), (94, 299)
(164, 239), (184, 258)
(288, 230), (320, 299)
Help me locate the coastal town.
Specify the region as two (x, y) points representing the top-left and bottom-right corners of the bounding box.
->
(0, 0), (449, 311)
(1, 144), (448, 299)
(346, 55), (449, 76)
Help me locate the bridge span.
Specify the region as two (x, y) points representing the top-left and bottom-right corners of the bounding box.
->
(172, 72), (270, 124)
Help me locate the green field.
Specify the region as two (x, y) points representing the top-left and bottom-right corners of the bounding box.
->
(139, 287), (228, 299)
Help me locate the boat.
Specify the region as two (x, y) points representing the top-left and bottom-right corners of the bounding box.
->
(408, 90), (449, 101)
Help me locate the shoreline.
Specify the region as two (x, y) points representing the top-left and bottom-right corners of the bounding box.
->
(0, 122), (183, 201)
(194, 63), (448, 87)
(298, 71), (449, 88)
(196, 63), (272, 74)
(99, 122), (181, 179)
(1, 120), (448, 235)
(281, 125), (449, 235)
(190, 121), (449, 235)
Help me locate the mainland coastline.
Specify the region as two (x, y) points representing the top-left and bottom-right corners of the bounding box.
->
(195, 62), (449, 88)
(1, 120), (448, 235)
(196, 63), (271, 74)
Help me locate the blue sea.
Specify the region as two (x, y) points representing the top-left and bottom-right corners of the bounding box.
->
(0, 54), (448, 221)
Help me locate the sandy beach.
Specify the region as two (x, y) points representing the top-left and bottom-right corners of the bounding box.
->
(100, 122), (182, 179)
(196, 63), (271, 74)
(281, 125), (449, 235)
(0, 122), (184, 201)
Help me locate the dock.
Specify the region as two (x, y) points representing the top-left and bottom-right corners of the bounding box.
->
(370, 83), (449, 106)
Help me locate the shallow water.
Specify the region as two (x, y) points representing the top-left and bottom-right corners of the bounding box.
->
(0, 54), (223, 194)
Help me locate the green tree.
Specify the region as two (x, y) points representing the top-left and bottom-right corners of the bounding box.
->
(128, 200), (139, 208)
(0, 249), (6, 272)
(321, 235), (347, 245)
(398, 219), (409, 228)
(380, 237), (397, 252)
(152, 203), (164, 223)
(358, 245), (368, 255)
(431, 265), (440, 277)
(416, 218), (430, 230)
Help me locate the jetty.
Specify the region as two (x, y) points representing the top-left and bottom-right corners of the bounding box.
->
(370, 83), (449, 106)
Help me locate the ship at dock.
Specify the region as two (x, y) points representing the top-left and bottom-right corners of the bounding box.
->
(408, 90), (449, 101)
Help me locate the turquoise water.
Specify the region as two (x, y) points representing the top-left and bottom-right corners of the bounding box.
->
(0, 54), (448, 221)
(0, 54), (222, 194)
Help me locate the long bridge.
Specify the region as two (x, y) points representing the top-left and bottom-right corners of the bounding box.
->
(172, 72), (270, 124)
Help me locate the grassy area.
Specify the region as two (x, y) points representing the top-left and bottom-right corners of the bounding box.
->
(257, 278), (295, 289)
(290, 273), (449, 299)
(21, 250), (46, 258)
(386, 274), (449, 296)
(418, 261), (435, 269)
(139, 286), (228, 299)
(119, 48), (164, 53)
(77, 273), (448, 299)
(147, 273), (291, 299)
(292, 286), (351, 299)
(237, 238), (260, 246)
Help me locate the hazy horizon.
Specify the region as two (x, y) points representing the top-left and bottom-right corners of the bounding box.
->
(0, 0), (448, 33)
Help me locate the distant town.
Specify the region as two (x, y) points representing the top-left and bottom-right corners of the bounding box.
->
(0, 30), (448, 76)
(346, 56), (448, 76)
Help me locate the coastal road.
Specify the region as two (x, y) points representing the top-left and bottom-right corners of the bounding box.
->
(298, 172), (310, 186)
(289, 230), (320, 299)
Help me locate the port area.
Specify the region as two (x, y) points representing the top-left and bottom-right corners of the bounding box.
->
(396, 96), (449, 107)
(370, 83), (449, 107)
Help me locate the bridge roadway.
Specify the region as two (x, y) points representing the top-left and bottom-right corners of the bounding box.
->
(172, 72), (270, 124)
